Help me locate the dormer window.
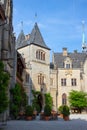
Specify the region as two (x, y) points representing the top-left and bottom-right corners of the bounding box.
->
(36, 50), (45, 61)
(64, 57), (72, 69)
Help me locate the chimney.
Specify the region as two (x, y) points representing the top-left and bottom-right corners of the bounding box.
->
(62, 48), (67, 56)
(25, 34), (30, 40)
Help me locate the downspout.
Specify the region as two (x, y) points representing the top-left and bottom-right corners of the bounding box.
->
(56, 66), (58, 111)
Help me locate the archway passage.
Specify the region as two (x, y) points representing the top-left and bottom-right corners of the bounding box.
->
(37, 94), (43, 112)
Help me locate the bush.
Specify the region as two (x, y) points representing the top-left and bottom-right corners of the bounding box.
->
(10, 104), (19, 119)
(62, 105), (70, 116)
(0, 61), (9, 114)
(58, 105), (63, 114)
(25, 105), (33, 116)
(44, 105), (51, 116)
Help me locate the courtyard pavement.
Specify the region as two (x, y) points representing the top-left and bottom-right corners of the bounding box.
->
(0, 114), (87, 130)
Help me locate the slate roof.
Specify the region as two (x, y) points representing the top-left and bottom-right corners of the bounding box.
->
(16, 30), (28, 49)
(27, 22), (50, 50)
(17, 23), (50, 50)
(54, 52), (87, 68)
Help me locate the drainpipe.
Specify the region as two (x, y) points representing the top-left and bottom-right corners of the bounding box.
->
(56, 66), (58, 111)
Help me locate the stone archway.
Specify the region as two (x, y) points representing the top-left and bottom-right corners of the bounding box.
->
(38, 94), (43, 112)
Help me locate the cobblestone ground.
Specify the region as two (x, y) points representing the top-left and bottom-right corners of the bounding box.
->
(0, 114), (87, 130)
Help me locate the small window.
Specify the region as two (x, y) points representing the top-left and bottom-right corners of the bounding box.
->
(66, 64), (70, 69)
(71, 78), (77, 86)
(61, 78), (66, 86)
(38, 74), (44, 85)
(36, 50), (45, 61)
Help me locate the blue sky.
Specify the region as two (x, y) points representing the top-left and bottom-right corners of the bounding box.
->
(13, 0), (87, 53)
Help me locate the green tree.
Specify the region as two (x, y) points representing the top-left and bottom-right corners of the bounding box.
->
(10, 83), (28, 119)
(32, 90), (41, 113)
(0, 61), (9, 113)
(45, 93), (53, 110)
(32, 91), (53, 112)
(69, 90), (87, 113)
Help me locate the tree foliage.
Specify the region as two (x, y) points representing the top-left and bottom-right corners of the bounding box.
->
(32, 90), (53, 113)
(10, 83), (28, 119)
(44, 93), (53, 110)
(0, 61), (9, 113)
(32, 90), (41, 113)
(68, 90), (87, 113)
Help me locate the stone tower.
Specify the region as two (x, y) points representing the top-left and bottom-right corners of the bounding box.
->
(17, 23), (51, 110)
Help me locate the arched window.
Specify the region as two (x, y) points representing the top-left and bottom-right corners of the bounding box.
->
(62, 93), (67, 105)
(36, 50), (45, 61)
(38, 74), (44, 85)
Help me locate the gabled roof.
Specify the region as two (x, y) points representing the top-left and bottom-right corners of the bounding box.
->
(27, 22), (50, 50)
(54, 52), (87, 68)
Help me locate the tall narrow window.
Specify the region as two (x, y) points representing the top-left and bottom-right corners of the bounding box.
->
(71, 78), (77, 86)
(62, 93), (67, 105)
(61, 78), (66, 86)
(36, 51), (38, 59)
(38, 74), (44, 85)
(26, 74), (29, 83)
(36, 50), (45, 61)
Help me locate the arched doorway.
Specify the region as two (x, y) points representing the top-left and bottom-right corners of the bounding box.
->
(37, 94), (43, 112)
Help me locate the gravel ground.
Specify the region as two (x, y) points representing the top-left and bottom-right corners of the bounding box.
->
(0, 114), (87, 130)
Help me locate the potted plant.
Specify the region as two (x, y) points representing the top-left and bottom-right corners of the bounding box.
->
(58, 105), (63, 118)
(62, 105), (70, 121)
(25, 105), (33, 120)
(44, 104), (51, 120)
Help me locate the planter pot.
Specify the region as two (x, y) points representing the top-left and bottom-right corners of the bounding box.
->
(44, 116), (50, 121)
(63, 115), (69, 121)
(26, 116), (32, 120)
(59, 113), (63, 118)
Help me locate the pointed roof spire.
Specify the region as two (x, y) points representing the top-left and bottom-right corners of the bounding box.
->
(82, 20), (87, 52)
(28, 23), (50, 50)
(16, 30), (25, 49)
(21, 21), (23, 31)
(35, 13), (37, 23)
(16, 21), (28, 49)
